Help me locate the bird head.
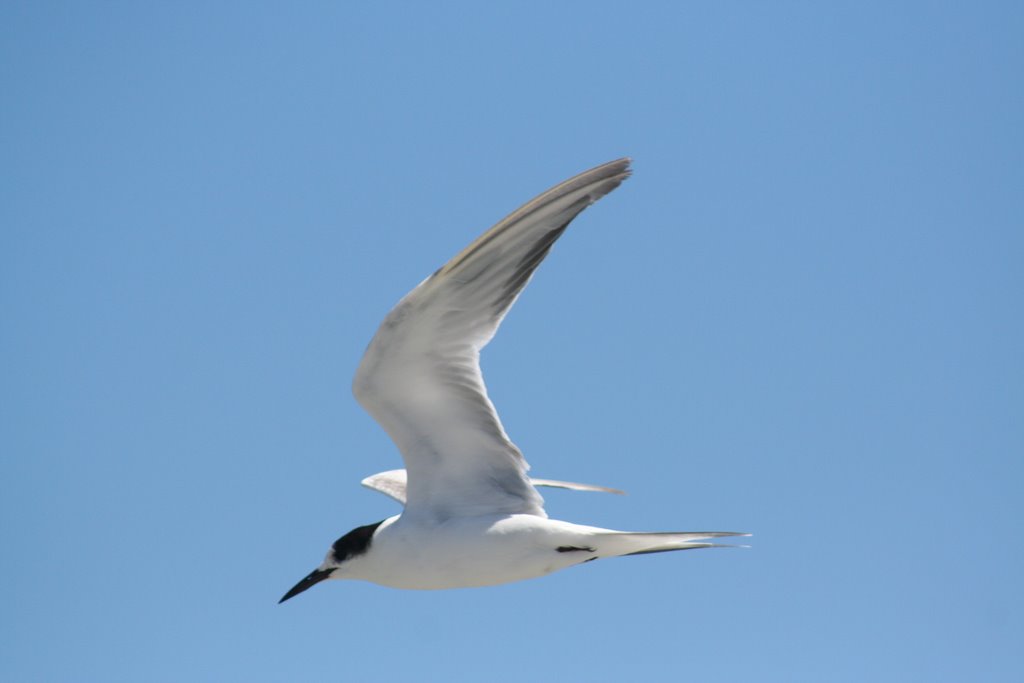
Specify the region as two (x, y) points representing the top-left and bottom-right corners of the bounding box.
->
(278, 519), (384, 603)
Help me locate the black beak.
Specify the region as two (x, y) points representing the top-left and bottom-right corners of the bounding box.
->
(279, 568), (335, 604)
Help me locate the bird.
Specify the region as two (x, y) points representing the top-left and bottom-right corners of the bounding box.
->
(279, 158), (746, 602)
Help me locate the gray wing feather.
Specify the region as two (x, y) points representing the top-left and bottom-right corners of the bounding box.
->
(361, 469), (625, 505)
(353, 159), (631, 520)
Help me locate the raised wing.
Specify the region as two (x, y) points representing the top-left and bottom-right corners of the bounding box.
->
(353, 159), (631, 521)
(361, 469), (625, 505)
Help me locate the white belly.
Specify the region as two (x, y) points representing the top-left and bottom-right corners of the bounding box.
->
(350, 514), (601, 590)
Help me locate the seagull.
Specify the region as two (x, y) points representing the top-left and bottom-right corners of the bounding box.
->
(280, 158), (745, 602)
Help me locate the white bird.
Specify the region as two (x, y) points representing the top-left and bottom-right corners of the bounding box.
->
(280, 158), (745, 602)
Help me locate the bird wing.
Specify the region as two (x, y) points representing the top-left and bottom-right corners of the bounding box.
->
(352, 159), (631, 521)
(361, 469), (625, 505)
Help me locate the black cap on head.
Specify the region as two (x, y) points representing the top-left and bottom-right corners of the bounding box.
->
(278, 520), (385, 604)
(330, 520), (384, 563)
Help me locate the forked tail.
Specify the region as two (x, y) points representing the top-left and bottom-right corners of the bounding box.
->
(595, 531), (750, 557)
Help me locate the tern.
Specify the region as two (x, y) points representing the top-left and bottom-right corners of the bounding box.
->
(280, 158), (745, 602)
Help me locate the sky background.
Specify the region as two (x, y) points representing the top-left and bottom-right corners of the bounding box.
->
(2, 2), (1022, 681)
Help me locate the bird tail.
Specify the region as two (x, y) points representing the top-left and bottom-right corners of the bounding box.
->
(593, 531), (750, 557)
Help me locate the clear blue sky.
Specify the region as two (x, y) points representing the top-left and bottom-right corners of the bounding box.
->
(2, 2), (1022, 681)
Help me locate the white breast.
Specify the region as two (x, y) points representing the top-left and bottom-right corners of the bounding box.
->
(346, 515), (599, 590)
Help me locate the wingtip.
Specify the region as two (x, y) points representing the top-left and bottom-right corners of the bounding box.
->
(527, 478), (626, 495)
(600, 156), (633, 182)
(567, 157), (633, 194)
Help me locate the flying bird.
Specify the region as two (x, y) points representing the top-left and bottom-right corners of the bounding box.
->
(280, 158), (745, 602)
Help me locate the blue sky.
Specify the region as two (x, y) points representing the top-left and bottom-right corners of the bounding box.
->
(2, 2), (1022, 681)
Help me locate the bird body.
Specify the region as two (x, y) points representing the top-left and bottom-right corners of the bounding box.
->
(280, 159), (745, 603)
(327, 513), (737, 592)
(339, 514), (593, 591)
